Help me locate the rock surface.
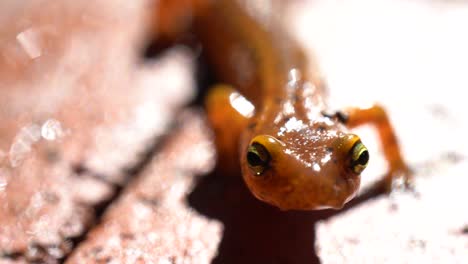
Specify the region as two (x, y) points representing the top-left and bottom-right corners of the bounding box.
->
(1, 0), (467, 263)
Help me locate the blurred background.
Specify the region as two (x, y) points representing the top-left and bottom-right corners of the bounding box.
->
(0, 0), (466, 263)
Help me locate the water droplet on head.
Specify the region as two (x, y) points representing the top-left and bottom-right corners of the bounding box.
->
(287, 68), (302, 89)
(230, 92), (255, 118)
(313, 163), (321, 172)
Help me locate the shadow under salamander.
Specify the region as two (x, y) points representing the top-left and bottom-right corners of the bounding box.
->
(188, 168), (386, 264)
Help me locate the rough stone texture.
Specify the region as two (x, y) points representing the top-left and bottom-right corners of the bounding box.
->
(0, 0), (196, 182)
(66, 111), (222, 264)
(317, 171), (468, 263)
(0, 0), (195, 262)
(0, 151), (93, 261)
(1, 0), (467, 263)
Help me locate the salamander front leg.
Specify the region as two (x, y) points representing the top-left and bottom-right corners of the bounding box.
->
(205, 84), (254, 175)
(339, 104), (412, 192)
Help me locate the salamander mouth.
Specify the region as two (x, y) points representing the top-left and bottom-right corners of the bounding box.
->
(343, 175), (360, 201)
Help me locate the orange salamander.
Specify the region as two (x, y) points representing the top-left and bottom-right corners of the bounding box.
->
(154, 0), (412, 210)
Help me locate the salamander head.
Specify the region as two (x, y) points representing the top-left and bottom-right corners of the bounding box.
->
(240, 121), (369, 210)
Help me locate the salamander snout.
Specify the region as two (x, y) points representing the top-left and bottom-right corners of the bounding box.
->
(240, 133), (369, 210)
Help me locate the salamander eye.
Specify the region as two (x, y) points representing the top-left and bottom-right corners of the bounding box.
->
(349, 141), (369, 174)
(247, 142), (271, 176)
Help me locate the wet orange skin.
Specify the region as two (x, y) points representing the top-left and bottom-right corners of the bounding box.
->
(155, 0), (411, 210)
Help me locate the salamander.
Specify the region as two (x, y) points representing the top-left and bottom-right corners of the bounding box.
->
(153, 0), (412, 210)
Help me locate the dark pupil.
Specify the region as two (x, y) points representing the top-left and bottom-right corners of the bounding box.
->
(247, 151), (264, 167)
(247, 143), (269, 168)
(357, 150), (369, 165)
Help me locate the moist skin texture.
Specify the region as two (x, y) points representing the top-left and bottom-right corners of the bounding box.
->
(156, 0), (411, 210)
